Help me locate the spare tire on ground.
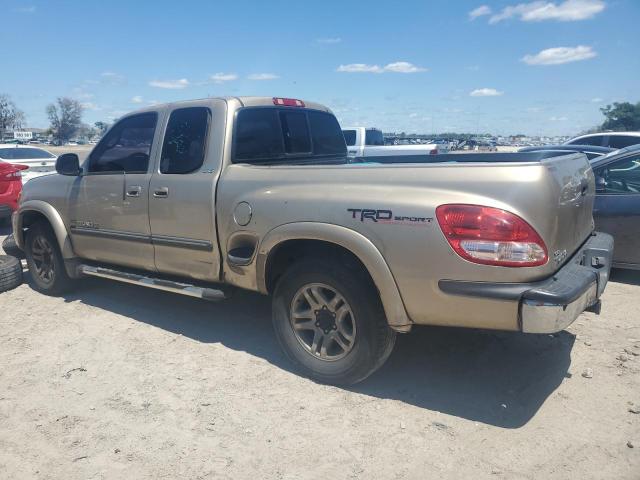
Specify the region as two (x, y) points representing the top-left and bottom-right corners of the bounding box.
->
(0, 255), (23, 293)
(2, 234), (25, 260)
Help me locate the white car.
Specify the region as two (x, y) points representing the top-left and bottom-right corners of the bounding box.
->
(342, 127), (449, 159)
(0, 144), (57, 182)
(564, 132), (640, 149)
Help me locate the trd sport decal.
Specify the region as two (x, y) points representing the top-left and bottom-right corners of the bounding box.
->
(347, 208), (433, 226)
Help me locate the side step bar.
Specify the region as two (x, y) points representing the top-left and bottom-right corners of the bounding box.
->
(78, 265), (227, 301)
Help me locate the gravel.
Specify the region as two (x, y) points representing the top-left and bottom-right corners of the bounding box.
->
(1, 229), (639, 479)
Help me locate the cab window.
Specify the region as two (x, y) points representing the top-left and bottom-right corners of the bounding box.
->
(160, 107), (210, 174)
(88, 113), (157, 173)
(342, 130), (357, 146)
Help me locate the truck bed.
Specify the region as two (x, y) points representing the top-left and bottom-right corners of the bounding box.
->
(354, 151), (572, 164)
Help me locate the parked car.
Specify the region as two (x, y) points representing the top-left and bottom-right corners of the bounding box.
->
(0, 144), (58, 183)
(0, 161), (28, 225)
(590, 145), (640, 270)
(565, 132), (640, 149)
(519, 144), (615, 160)
(11, 96), (612, 384)
(343, 127), (449, 158)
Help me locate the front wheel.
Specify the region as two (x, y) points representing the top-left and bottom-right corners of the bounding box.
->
(272, 259), (396, 385)
(24, 222), (73, 295)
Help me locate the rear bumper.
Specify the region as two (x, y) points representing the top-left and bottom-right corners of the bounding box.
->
(439, 232), (614, 334)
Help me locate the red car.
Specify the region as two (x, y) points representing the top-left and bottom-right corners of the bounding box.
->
(0, 161), (27, 225)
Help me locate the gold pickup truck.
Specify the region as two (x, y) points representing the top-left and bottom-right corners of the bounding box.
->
(11, 96), (613, 384)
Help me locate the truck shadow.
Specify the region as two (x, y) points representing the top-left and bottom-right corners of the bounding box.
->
(43, 274), (573, 429)
(610, 268), (640, 286)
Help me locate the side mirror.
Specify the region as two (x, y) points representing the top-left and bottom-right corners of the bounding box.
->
(56, 153), (82, 176)
(595, 175), (606, 193)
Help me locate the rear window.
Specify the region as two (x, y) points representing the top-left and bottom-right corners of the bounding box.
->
(0, 148), (55, 160)
(568, 135), (604, 147)
(234, 108), (346, 163)
(365, 129), (384, 146)
(607, 135), (640, 149)
(343, 129), (356, 146)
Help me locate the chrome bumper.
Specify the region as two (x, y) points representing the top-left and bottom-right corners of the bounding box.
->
(520, 232), (613, 334)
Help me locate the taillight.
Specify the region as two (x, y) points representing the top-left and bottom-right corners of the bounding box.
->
(435, 204), (548, 267)
(273, 97), (305, 107)
(429, 148), (438, 155)
(0, 164), (28, 180)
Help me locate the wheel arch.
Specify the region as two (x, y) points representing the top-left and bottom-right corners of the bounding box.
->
(14, 200), (75, 259)
(257, 222), (411, 332)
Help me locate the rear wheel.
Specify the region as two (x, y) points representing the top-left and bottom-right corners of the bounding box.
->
(24, 222), (73, 295)
(272, 259), (396, 385)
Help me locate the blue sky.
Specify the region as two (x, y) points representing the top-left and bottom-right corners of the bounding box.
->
(1, 0), (638, 135)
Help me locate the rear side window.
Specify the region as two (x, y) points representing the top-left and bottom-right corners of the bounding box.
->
(89, 113), (157, 173)
(309, 111), (347, 155)
(160, 107), (210, 174)
(365, 129), (384, 146)
(343, 130), (356, 146)
(607, 135), (640, 149)
(234, 108), (346, 163)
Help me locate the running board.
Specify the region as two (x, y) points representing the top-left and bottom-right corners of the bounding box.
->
(78, 265), (227, 301)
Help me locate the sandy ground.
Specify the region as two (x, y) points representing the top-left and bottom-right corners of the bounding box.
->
(1, 227), (639, 479)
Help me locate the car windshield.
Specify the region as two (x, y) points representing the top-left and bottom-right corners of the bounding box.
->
(0, 147), (55, 160)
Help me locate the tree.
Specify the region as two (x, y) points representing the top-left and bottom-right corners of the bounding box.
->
(94, 121), (110, 135)
(0, 94), (25, 138)
(600, 101), (640, 131)
(46, 97), (83, 143)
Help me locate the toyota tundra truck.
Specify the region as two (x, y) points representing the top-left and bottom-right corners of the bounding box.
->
(11, 96), (613, 385)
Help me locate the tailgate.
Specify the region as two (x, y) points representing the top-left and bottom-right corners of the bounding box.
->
(536, 153), (595, 269)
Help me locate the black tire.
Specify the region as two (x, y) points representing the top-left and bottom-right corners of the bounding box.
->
(272, 259), (396, 385)
(24, 221), (73, 296)
(0, 255), (23, 293)
(2, 234), (25, 260)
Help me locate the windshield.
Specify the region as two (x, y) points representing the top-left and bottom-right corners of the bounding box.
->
(234, 108), (347, 164)
(0, 147), (55, 160)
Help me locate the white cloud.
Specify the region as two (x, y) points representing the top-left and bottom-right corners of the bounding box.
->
(489, 0), (605, 24)
(80, 102), (100, 111)
(591, 97), (603, 103)
(149, 78), (190, 89)
(469, 5), (492, 20)
(522, 45), (596, 65)
(383, 62), (427, 73)
(100, 72), (126, 85)
(131, 96), (144, 104)
(316, 37), (342, 44)
(247, 73), (279, 80)
(549, 116), (568, 121)
(337, 63), (383, 73)
(337, 62), (426, 74)
(470, 88), (504, 97)
(210, 72), (238, 83)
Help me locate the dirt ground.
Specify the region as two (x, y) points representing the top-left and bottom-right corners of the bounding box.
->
(0, 225), (639, 479)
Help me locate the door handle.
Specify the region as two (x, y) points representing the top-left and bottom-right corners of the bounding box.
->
(153, 187), (169, 198)
(126, 185), (142, 197)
